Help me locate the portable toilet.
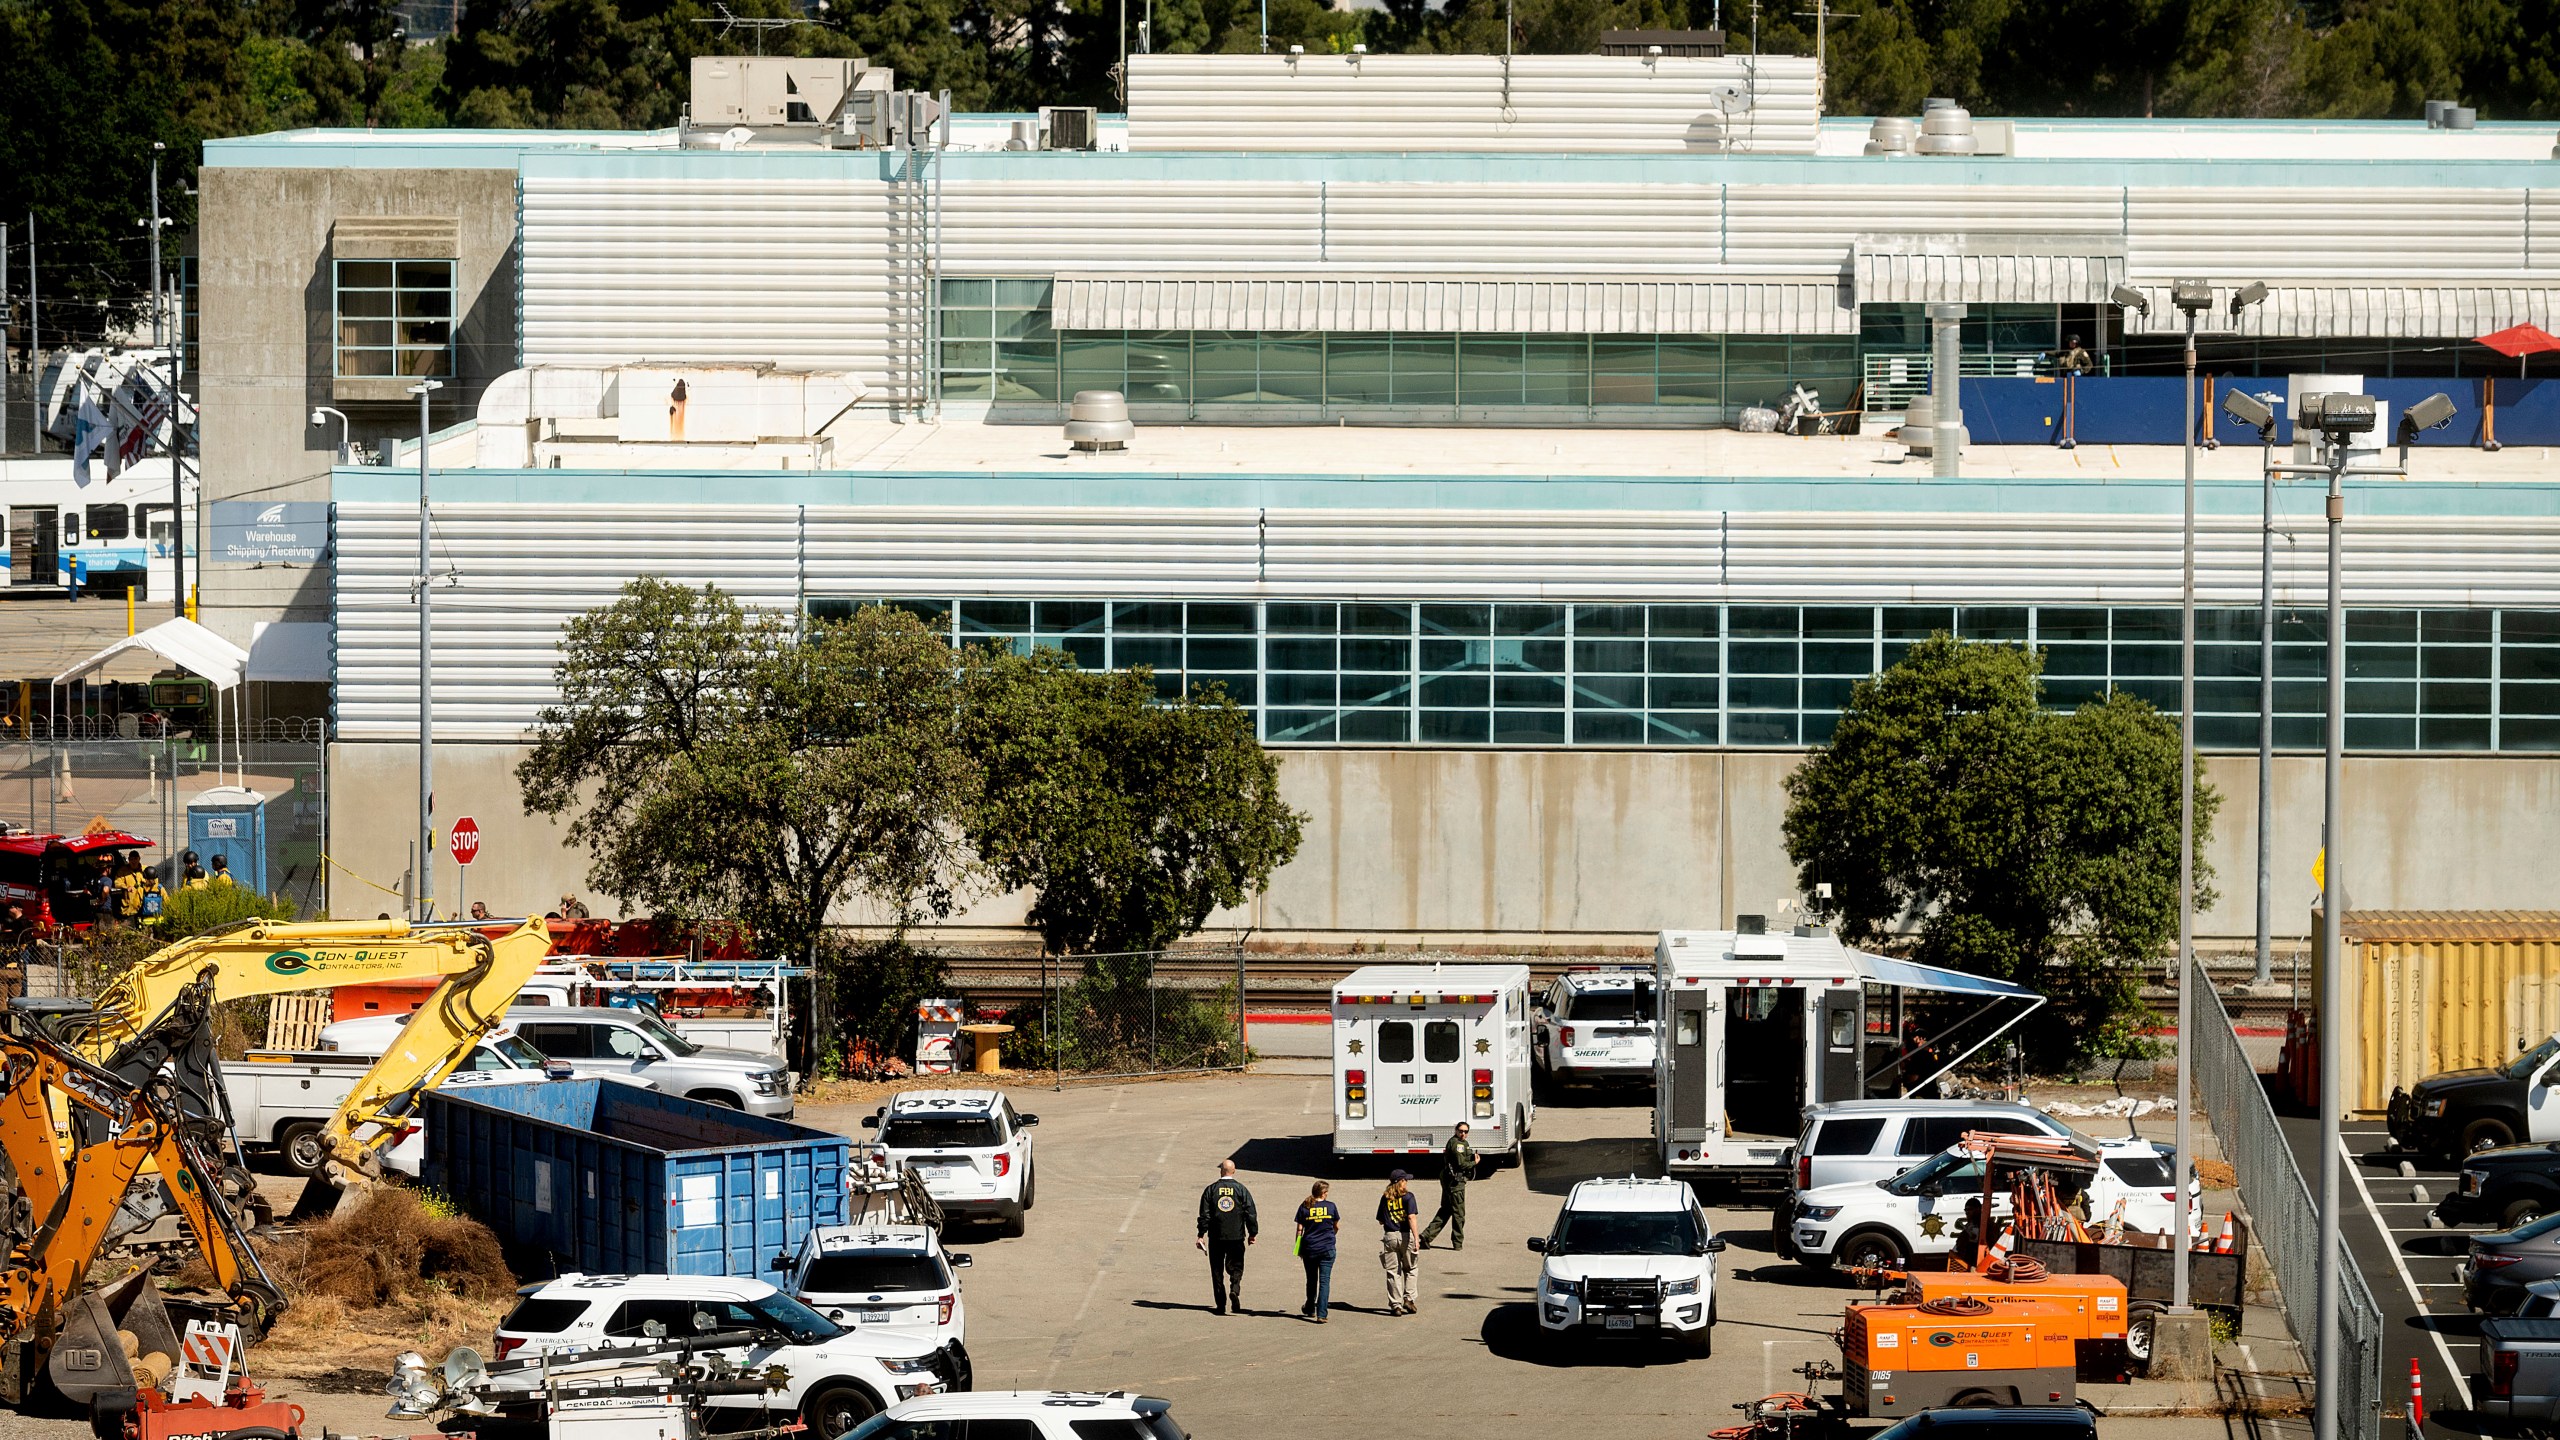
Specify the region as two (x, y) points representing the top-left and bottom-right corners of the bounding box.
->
(914, 998), (965, 1075)
(187, 786), (268, 894)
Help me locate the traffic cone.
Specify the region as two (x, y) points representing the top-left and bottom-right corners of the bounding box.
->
(1981, 1223), (2017, 1273)
(2213, 1212), (2238, 1255)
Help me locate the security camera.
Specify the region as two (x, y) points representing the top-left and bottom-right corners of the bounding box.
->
(2227, 281), (2269, 317)
(2221, 389), (2274, 434)
(2298, 392), (2378, 438)
(2109, 285), (2149, 316)
(1288, 43), (1304, 55)
(309, 408), (327, 427)
(2401, 391), (2458, 435)
(2171, 278), (2213, 316)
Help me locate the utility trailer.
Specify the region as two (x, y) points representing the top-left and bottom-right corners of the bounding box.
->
(1654, 922), (2045, 1181)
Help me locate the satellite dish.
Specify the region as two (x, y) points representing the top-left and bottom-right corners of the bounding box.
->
(1712, 83), (1747, 113)
(443, 1346), (488, 1389)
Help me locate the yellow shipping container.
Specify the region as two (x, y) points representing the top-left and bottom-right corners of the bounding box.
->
(2315, 911), (2560, 1114)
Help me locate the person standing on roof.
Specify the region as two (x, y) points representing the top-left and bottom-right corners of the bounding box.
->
(1419, 1121), (1480, 1251)
(1378, 1169), (1420, 1315)
(1195, 1159), (1258, 1315)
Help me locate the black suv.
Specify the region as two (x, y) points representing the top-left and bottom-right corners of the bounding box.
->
(2444, 1141), (2560, 1229)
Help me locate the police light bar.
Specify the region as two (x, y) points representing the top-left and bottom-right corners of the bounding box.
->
(1333, 993), (1499, 1005)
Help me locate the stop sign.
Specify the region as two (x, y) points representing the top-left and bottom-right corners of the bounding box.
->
(449, 816), (481, 866)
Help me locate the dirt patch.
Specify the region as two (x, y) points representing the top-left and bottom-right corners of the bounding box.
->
(173, 1187), (520, 1388)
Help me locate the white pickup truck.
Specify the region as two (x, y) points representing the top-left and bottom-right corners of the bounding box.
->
(224, 1021), (639, 1176)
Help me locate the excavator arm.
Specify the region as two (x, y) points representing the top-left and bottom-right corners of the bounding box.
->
(318, 920), (550, 1188)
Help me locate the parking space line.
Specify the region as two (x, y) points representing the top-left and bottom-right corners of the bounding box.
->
(2344, 1134), (2473, 1409)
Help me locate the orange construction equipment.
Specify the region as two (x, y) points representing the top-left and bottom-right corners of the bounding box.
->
(1898, 1267), (2133, 1381)
(1839, 1295), (2086, 1418)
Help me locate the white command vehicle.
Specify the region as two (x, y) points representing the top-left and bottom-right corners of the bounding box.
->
(1534, 965), (1660, 1088)
(863, 1090), (1039, 1235)
(847, 1391), (1189, 1440)
(777, 1221), (973, 1346)
(1528, 1176), (1725, 1352)
(1655, 924), (2045, 1180)
(490, 1272), (969, 1435)
(1788, 1136), (2181, 1271)
(1332, 963), (1536, 1162)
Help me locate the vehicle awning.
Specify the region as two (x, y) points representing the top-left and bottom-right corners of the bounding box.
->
(2117, 282), (2560, 339)
(1861, 953), (2044, 1000)
(1050, 273), (1857, 335)
(1853, 237), (2127, 306)
(51, 617), (249, 691)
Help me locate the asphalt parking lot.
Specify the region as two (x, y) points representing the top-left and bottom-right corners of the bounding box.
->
(19, 1073), (2312, 1440)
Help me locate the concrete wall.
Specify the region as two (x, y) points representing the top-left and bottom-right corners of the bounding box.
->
(328, 742), (2560, 944)
(196, 168), (520, 651)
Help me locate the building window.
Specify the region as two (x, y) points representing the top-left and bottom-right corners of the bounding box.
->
(85, 505), (130, 541)
(815, 598), (2560, 754)
(939, 278), (1056, 402)
(334, 259), (455, 379)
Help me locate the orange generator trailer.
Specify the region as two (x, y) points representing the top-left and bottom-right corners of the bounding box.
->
(1840, 1268), (2132, 1419)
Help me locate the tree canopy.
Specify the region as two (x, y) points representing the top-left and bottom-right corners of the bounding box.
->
(9, 0), (2558, 341)
(1782, 635), (2217, 1068)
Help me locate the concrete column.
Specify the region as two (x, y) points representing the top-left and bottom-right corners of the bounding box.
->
(1930, 303), (1966, 478)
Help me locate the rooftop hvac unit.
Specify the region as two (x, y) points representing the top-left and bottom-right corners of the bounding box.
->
(1042, 106), (1099, 151)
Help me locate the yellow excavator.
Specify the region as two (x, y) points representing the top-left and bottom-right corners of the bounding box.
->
(28, 918), (552, 1199)
(0, 1009), (286, 1421)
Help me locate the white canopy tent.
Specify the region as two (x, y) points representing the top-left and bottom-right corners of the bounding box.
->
(50, 617), (252, 785)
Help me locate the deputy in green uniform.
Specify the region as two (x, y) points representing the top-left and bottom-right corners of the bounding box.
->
(1418, 1121), (1481, 1251)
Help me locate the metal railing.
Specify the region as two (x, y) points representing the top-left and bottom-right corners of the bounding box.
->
(9, 716), (329, 744)
(0, 737), (329, 916)
(2191, 958), (2382, 1438)
(1860, 350), (2056, 413)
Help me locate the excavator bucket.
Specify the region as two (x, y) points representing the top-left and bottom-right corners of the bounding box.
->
(47, 1267), (176, 1407)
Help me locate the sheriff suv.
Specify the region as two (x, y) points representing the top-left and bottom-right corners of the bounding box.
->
(1532, 967), (1660, 1090)
(847, 1391), (1190, 1440)
(1527, 1176), (1724, 1353)
(865, 1090), (1039, 1235)
(490, 1273), (969, 1435)
(777, 1221), (973, 1346)
(2392, 1034), (2560, 1161)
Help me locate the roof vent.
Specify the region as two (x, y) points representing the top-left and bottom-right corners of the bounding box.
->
(1864, 116), (1915, 156)
(1066, 391), (1134, 452)
(2445, 105), (2477, 130)
(1736, 913), (1766, 935)
(2424, 99), (2451, 126)
(1917, 103), (1977, 156)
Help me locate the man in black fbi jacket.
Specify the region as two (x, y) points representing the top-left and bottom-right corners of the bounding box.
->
(1195, 1158), (1260, 1314)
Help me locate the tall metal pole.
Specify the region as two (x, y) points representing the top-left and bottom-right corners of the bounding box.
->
(411, 379), (442, 921)
(149, 144), (185, 617)
(2315, 438), (2346, 1440)
(2173, 307), (2197, 1314)
(2256, 430), (2276, 986)
(2, 220), (10, 456)
(26, 212), (38, 453)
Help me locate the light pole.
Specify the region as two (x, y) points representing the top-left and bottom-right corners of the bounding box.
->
(141, 142), (182, 615)
(410, 379), (442, 922)
(2221, 281), (2275, 989)
(2251, 387), (2453, 1440)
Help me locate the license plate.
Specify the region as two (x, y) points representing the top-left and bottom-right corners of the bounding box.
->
(920, 1165), (956, 1181)
(1604, 1315), (1635, 1331)
(857, 1308), (897, 1324)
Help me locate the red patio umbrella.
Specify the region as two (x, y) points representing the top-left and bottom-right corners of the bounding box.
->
(2476, 322), (2560, 377)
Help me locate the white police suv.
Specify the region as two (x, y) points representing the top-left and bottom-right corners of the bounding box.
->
(847, 1391), (1189, 1440)
(1527, 1176), (1724, 1353)
(1533, 967), (1659, 1088)
(777, 1221), (972, 1346)
(489, 1272), (968, 1435)
(865, 1089), (1039, 1235)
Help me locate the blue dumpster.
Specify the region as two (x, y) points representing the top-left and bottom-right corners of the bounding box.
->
(186, 786), (268, 893)
(423, 1079), (848, 1277)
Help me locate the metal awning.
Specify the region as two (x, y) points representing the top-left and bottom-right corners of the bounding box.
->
(1853, 236), (2129, 306)
(1862, 953), (2043, 999)
(1051, 273), (1856, 336)
(2117, 282), (2560, 339)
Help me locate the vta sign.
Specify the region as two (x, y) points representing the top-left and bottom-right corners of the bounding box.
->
(449, 816), (481, 867)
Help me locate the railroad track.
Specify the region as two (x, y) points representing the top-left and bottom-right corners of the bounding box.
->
(938, 951), (2304, 1025)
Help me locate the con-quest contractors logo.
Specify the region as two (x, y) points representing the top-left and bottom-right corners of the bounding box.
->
(262, 948), (415, 976)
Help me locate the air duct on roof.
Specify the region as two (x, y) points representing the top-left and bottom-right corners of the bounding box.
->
(2424, 99), (2450, 126)
(1917, 104), (1977, 156)
(1864, 116), (1915, 156)
(2446, 106), (2477, 129)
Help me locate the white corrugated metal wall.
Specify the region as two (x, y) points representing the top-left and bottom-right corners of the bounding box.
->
(1122, 54), (1823, 154)
(335, 501), (2560, 741)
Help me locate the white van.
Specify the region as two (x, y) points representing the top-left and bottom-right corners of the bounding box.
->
(1333, 964), (1536, 1162)
(1654, 924), (2045, 1180)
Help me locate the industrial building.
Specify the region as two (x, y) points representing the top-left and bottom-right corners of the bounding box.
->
(193, 53), (2560, 945)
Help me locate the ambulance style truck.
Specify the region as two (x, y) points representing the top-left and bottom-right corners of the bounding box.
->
(1654, 922), (2045, 1181)
(1332, 964), (1536, 1162)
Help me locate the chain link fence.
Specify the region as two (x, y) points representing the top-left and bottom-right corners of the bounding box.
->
(994, 948), (1250, 1082)
(2191, 957), (2382, 1439)
(0, 736), (328, 919)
